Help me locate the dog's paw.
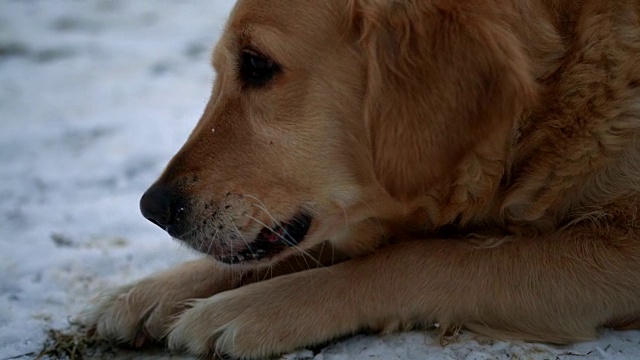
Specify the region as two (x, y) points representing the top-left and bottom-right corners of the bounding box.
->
(79, 259), (238, 347)
(80, 282), (161, 347)
(167, 289), (296, 359)
(167, 272), (357, 359)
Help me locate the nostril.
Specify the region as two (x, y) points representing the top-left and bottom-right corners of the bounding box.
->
(139, 185), (172, 229)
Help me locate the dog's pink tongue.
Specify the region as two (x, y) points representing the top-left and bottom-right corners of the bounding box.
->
(268, 228), (285, 243)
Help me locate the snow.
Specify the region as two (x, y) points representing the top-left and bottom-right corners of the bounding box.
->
(0, 0), (639, 359)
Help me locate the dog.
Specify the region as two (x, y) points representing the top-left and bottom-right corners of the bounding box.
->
(82, 0), (640, 358)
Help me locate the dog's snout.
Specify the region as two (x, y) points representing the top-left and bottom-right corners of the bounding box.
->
(140, 185), (173, 229)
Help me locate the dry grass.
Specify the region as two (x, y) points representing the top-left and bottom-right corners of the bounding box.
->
(31, 326), (188, 360)
(35, 327), (115, 360)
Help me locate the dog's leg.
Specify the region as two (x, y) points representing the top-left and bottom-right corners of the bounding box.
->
(81, 242), (345, 347)
(167, 227), (640, 358)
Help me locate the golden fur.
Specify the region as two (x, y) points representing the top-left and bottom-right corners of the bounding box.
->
(82, 0), (640, 358)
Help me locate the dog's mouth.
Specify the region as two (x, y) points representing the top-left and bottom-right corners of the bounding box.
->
(217, 212), (313, 265)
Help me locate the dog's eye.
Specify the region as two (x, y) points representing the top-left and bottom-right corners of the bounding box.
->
(239, 50), (280, 88)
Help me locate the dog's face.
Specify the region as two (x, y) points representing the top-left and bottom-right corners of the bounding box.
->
(140, 0), (534, 266)
(141, 0), (375, 265)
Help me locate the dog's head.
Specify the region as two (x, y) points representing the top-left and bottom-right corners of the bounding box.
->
(140, 0), (534, 266)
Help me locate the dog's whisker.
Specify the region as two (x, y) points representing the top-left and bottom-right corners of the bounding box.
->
(230, 221), (257, 260)
(207, 228), (219, 256)
(242, 195), (318, 266)
(249, 202), (280, 226)
(337, 201), (350, 233)
(243, 214), (320, 267)
(242, 195), (275, 215)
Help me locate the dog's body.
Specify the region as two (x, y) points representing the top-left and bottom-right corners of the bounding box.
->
(84, 0), (640, 358)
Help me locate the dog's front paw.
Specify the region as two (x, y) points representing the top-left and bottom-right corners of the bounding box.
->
(167, 271), (358, 359)
(80, 282), (159, 347)
(79, 259), (239, 347)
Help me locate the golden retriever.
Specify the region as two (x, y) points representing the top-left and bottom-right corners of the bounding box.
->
(82, 0), (640, 358)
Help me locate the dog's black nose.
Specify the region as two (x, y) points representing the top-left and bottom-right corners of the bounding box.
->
(140, 185), (172, 229)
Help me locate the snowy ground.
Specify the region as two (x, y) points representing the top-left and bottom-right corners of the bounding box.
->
(1, 1), (639, 359)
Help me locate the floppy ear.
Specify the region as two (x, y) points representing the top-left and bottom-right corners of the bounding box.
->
(352, 1), (536, 200)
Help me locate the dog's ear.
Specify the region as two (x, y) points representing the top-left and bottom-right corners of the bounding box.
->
(351, 1), (536, 200)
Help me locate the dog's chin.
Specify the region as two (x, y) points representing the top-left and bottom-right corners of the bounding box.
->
(183, 212), (314, 266)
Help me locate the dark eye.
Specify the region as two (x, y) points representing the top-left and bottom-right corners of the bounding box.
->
(239, 50), (280, 88)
